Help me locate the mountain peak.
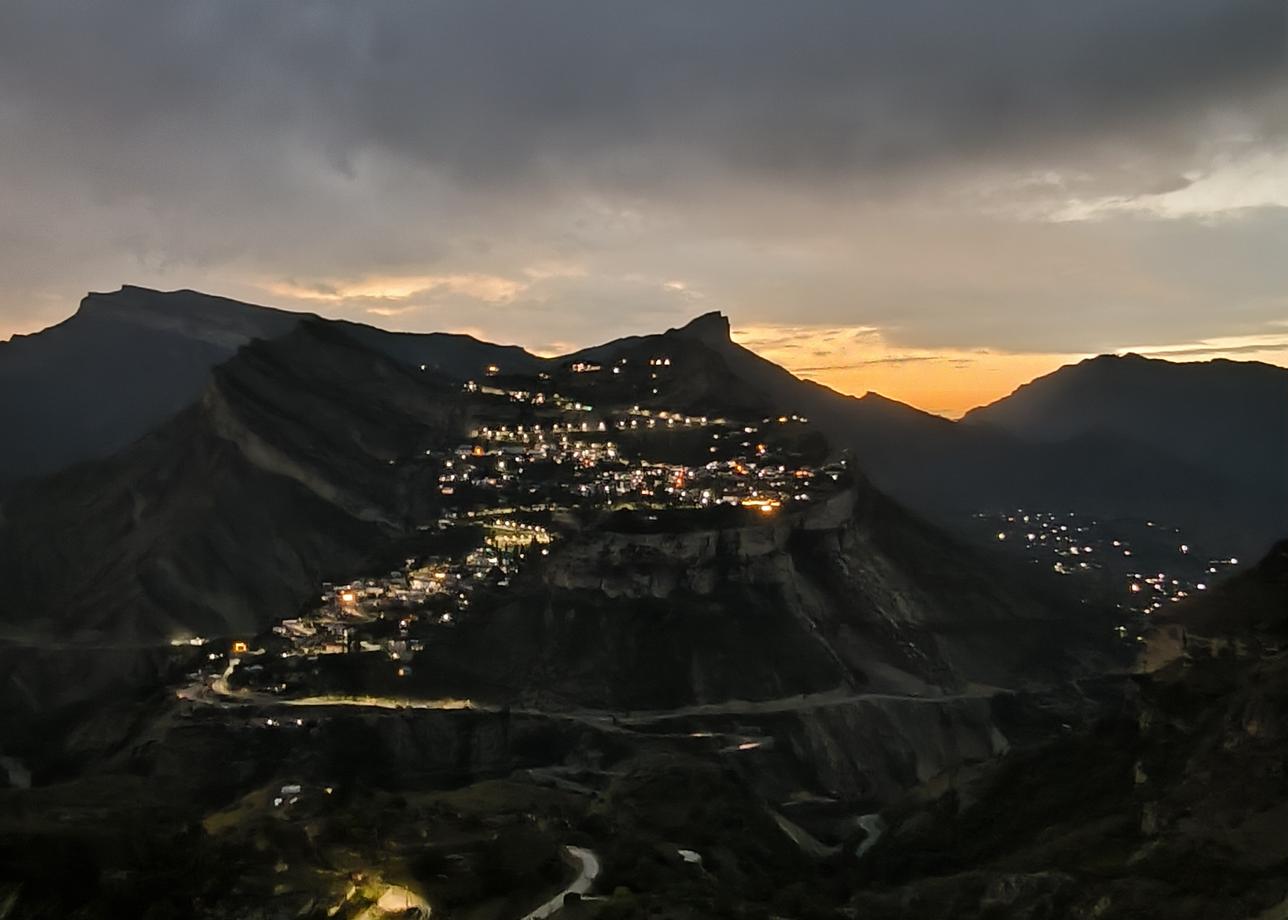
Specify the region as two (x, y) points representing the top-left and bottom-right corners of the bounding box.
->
(79, 283), (212, 309)
(671, 311), (731, 345)
(72, 286), (301, 349)
(77, 284), (159, 314)
(1077, 352), (1153, 372)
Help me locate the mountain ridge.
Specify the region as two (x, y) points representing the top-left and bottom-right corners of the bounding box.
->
(0, 318), (464, 639)
(0, 310), (1116, 734)
(6, 286), (1285, 557)
(964, 349), (1288, 486)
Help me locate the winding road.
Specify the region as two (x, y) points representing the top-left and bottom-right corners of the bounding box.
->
(189, 660), (1001, 726)
(519, 846), (600, 920)
(854, 813), (885, 859)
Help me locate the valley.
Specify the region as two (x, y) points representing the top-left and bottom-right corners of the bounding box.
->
(0, 290), (1281, 919)
(4, 2), (1286, 915)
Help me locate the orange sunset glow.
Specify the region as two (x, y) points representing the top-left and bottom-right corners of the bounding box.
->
(731, 324), (1086, 416)
(733, 325), (1288, 417)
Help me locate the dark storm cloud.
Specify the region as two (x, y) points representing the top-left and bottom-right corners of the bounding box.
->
(0, 0), (1285, 356)
(3, 2), (1283, 179)
(0, 0), (1281, 192)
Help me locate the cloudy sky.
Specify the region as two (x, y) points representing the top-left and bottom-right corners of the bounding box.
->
(2, 1), (1285, 414)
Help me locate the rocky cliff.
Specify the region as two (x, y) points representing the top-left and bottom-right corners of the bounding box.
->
(423, 479), (1114, 712)
(846, 539), (1288, 920)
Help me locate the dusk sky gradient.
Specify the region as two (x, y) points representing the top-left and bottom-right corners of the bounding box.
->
(2, 1), (1286, 414)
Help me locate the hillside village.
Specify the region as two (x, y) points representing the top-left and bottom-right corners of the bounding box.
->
(183, 353), (849, 702)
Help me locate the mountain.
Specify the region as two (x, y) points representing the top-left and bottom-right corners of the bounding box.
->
(414, 479), (1112, 712)
(848, 538), (1288, 920)
(7, 290), (1283, 558)
(0, 319), (466, 639)
(570, 313), (1283, 556)
(964, 352), (1288, 494)
(5, 287), (1282, 638)
(335, 321), (546, 380)
(0, 291), (1225, 920)
(0, 310), (1106, 700)
(0, 286), (299, 485)
(1143, 536), (1288, 670)
(0, 307), (1124, 860)
(0, 286), (545, 487)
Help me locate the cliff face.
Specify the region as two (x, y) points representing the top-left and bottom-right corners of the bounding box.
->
(846, 539), (1288, 920)
(427, 481), (1113, 712)
(543, 492), (850, 598)
(702, 694), (1009, 807)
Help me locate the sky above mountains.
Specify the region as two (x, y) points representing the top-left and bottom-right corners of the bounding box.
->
(2, 1), (1286, 415)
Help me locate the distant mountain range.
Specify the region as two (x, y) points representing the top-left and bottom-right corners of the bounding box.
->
(0, 286), (542, 485)
(1, 286), (1284, 645)
(0, 299), (1095, 685)
(3, 286), (1281, 920)
(8, 287), (1283, 557)
(965, 352), (1288, 500)
(1, 319), (466, 638)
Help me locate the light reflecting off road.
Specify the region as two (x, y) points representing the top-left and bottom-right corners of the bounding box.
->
(282, 695), (474, 711)
(855, 814), (886, 860)
(519, 846), (600, 920)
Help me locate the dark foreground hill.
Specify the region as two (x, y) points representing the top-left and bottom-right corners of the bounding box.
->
(0, 316), (1112, 707)
(417, 483), (1112, 711)
(0, 290), (1224, 920)
(848, 538), (1288, 920)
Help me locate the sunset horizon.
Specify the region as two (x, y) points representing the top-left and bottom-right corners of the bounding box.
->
(9, 282), (1288, 419)
(3, 4), (1286, 917)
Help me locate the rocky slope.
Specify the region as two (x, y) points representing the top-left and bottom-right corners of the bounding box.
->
(572, 313), (1285, 557)
(965, 352), (1288, 494)
(847, 539), (1288, 920)
(0, 290), (1208, 920)
(418, 481), (1116, 712)
(0, 286), (549, 486)
(0, 319), (465, 640)
(0, 286), (300, 485)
